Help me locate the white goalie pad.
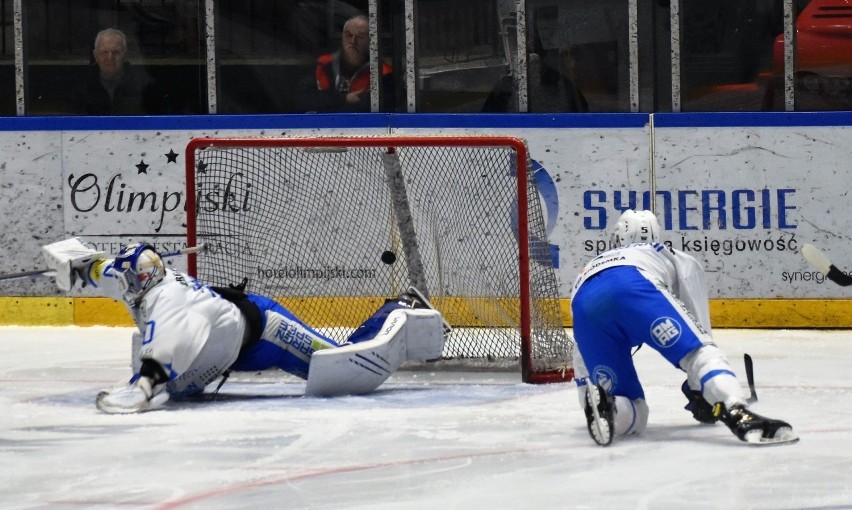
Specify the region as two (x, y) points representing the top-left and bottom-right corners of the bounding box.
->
(305, 308), (445, 397)
(41, 237), (105, 291)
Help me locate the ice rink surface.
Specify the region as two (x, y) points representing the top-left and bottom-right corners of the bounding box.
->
(1, 326), (851, 510)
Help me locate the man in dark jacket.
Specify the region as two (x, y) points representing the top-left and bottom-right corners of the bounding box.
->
(80, 28), (152, 115)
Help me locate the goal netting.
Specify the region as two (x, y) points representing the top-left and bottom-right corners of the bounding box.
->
(185, 136), (573, 383)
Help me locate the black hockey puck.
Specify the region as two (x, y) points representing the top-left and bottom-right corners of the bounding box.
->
(381, 250), (397, 265)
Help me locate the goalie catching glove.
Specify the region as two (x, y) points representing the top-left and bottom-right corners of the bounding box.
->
(41, 238), (105, 291)
(96, 376), (169, 414)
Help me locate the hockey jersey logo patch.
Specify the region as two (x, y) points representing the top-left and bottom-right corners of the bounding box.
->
(592, 366), (617, 393)
(650, 317), (681, 348)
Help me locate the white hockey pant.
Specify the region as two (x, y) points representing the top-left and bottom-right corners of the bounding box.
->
(679, 344), (745, 409)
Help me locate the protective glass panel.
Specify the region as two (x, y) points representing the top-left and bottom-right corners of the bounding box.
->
(216, 1), (399, 114)
(415, 0), (514, 112)
(765, 0), (852, 111)
(680, 0), (781, 112)
(24, 1), (205, 116)
(526, 0), (629, 112)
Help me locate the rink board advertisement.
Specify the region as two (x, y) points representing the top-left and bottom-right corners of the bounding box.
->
(652, 124), (852, 299)
(0, 113), (850, 325)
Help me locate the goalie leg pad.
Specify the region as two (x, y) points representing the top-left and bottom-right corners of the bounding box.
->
(400, 309), (445, 361)
(403, 286), (453, 334)
(305, 309), (445, 396)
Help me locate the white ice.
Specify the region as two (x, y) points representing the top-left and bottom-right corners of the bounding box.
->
(1, 326), (851, 510)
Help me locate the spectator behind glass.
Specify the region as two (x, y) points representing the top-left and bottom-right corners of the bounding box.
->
(297, 15), (393, 112)
(79, 28), (152, 115)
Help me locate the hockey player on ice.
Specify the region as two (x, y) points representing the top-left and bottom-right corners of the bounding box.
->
(42, 238), (448, 414)
(570, 209), (798, 446)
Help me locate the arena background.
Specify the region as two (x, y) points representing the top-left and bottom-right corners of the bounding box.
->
(1, 112), (850, 328)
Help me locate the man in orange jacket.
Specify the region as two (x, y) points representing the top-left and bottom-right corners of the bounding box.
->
(299, 15), (393, 112)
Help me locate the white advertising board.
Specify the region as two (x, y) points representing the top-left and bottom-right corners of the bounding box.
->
(0, 114), (850, 302)
(653, 125), (852, 298)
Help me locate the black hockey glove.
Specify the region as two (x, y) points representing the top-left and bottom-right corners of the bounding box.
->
(681, 380), (719, 424)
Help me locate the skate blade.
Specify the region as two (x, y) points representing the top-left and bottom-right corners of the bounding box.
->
(589, 419), (613, 446)
(743, 427), (800, 446)
(586, 386), (613, 446)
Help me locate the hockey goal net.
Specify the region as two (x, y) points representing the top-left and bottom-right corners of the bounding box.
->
(185, 136), (573, 383)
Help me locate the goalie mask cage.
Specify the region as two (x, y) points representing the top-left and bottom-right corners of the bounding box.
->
(185, 136), (573, 383)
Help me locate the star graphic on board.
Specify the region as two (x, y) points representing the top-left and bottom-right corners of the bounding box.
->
(197, 159), (207, 174)
(165, 149), (179, 163)
(136, 160), (149, 174)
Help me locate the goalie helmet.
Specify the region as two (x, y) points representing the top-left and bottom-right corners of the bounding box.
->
(110, 243), (165, 303)
(611, 209), (661, 247)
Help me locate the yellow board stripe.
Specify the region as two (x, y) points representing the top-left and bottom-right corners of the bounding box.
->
(2, 297), (851, 328)
(708, 299), (852, 328)
(74, 298), (130, 327)
(0, 297), (74, 326)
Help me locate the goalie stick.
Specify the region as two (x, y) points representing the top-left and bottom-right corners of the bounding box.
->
(0, 268), (58, 282)
(0, 243), (208, 283)
(802, 243), (852, 287)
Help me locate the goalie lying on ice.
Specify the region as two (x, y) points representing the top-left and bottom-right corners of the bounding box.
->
(42, 238), (448, 414)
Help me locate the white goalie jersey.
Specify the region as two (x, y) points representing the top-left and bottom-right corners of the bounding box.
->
(41, 238), (246, 396)
(571, 242), (712, 333)
(86, 263), (246, 396)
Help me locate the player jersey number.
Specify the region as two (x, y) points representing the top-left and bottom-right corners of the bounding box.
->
(143, 320), (155, 345)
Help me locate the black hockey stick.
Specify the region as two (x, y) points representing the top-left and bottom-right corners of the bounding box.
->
(802, 243), (852, 287)
(0, 269), (57, 282)
(744, 353), (758, 404)
(0, 243), (208, 283)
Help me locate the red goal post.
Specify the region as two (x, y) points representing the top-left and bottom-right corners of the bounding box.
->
(185, 136), (573, 383)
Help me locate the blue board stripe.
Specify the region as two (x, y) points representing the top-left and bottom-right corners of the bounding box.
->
(3, 111), (852, 132)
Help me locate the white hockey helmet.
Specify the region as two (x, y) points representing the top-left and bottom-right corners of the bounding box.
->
(111, 243), (165, 302)
(611, 209), (661, 247)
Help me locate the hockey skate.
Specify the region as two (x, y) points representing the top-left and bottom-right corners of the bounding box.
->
(714, 403), (799, 445)
(584, 383), (615, 446)
(399, 286), (452, 335)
